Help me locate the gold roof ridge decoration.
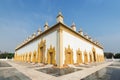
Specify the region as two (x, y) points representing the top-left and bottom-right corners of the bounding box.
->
(16, 12), (103, 50)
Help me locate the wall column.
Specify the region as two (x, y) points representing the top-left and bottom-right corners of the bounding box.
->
(57, 27), (63, 68)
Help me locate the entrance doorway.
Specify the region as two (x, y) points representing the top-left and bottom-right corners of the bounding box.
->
(28, 53), (31, 62)
(65, 45), (73, 65)
(38, 39), (46, 63)
(33, 51), (36, 63)
(84, 52), (88, 64)
(47, 45), (56, 64)
(40, 47), (44, 63)
(77, 53), (82, 63)
(93, 51), (96, 62)
(50, 52), (53, 64)
(76, 49), (82, 64)
(67, 52), (72, 64)
(89, 54), (92, 62)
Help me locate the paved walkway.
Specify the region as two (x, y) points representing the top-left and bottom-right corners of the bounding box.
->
(57, 62), (113, 80)
(0, 60), (31, 80)
(5, 60), (113, 80)
(7, 61), (56, 80)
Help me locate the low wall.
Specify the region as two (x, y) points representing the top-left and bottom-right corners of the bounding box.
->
(106, 59), (120, 62)
(0, 59), (13, 61)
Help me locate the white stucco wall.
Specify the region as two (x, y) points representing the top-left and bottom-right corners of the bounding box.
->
(16, 31), (57, 60)
(62, 30), (103, 64)
(15, 27), (103, 66)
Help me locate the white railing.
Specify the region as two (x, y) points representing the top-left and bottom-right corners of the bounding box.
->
(0, 58), (13, 61)
(106, 59), (120, 62)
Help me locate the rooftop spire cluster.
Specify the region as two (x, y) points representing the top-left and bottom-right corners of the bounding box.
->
(56, 11), (64, 23)
(16, 12), (103, 50)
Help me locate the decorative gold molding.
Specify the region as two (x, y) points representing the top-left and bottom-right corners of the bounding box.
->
(92, 47), (97, 62)
(24, 53), (27, 62)
(23, 54), (25, 62)
(84, 50), (88, 64)
(32, 50), (37, 63)
(26, 53), (29, 62)
(24, 53), (26, 62)
(64, 45), (74, 65)
(28, 52), (31, 62)
(47, 45), (56, 64)
(76, 48), (82, 64)
(89, 52), (93, 63)
(92, 47), (95, 52)
(38, 39), (46, 63)
(97, 54), (100, 62)
(14, 53), (17, 61)
(21, 54), (23, 61)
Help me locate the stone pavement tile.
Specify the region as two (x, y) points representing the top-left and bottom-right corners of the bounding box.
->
(57, 76), (80, 80)
(0, 67), (13, 70)
(0, 68), (31, 80)
(0, 61), (12, 67)
(7, 61), (56, 80)
(58, 62), (113, 80)
(4, 60), (113, 80)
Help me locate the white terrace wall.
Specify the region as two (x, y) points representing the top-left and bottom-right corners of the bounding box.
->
(15, 30), (58, 63)
(62, 30), (103, 64)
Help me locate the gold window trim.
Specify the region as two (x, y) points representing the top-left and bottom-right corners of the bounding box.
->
(47, 45), (56, 64)
(32, 50), (37, 63)
(38, 39), (46, 63)
(92, 47), (97, 62)
(64, 45), (74, 65)
(84, 50), (88, 64)
(76, 48), (82, 64)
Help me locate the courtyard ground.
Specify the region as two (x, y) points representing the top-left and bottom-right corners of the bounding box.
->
(0, 59), (113, 80)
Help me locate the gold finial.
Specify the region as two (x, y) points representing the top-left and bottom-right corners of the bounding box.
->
(45, 21), (48, 26)
(57, 11), (63, 18)
(79, 28), (82, 32)
(44, 21), (49, 31)
(56, 11), (64, 23)
(37, 28), (42, 32)
(72, 22), (76, 26)
(71, 22), (76, 31)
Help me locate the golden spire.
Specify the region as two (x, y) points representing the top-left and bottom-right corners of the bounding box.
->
(44, 21), (49, 31)
(71, 22), (76, 31)
(56, 11), (64, 23)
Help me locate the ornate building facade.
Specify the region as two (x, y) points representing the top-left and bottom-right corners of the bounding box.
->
(14, 12), (104, 68)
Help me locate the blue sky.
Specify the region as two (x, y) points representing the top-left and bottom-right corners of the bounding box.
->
(0, 0), (120, 53)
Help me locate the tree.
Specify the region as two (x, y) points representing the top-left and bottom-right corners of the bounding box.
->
(104, 52), (114, 59)
(0, 53), (14, 59)
(114, 53), (120, 58)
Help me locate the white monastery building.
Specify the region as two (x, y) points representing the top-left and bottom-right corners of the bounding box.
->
(14, 12), (104, 68)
